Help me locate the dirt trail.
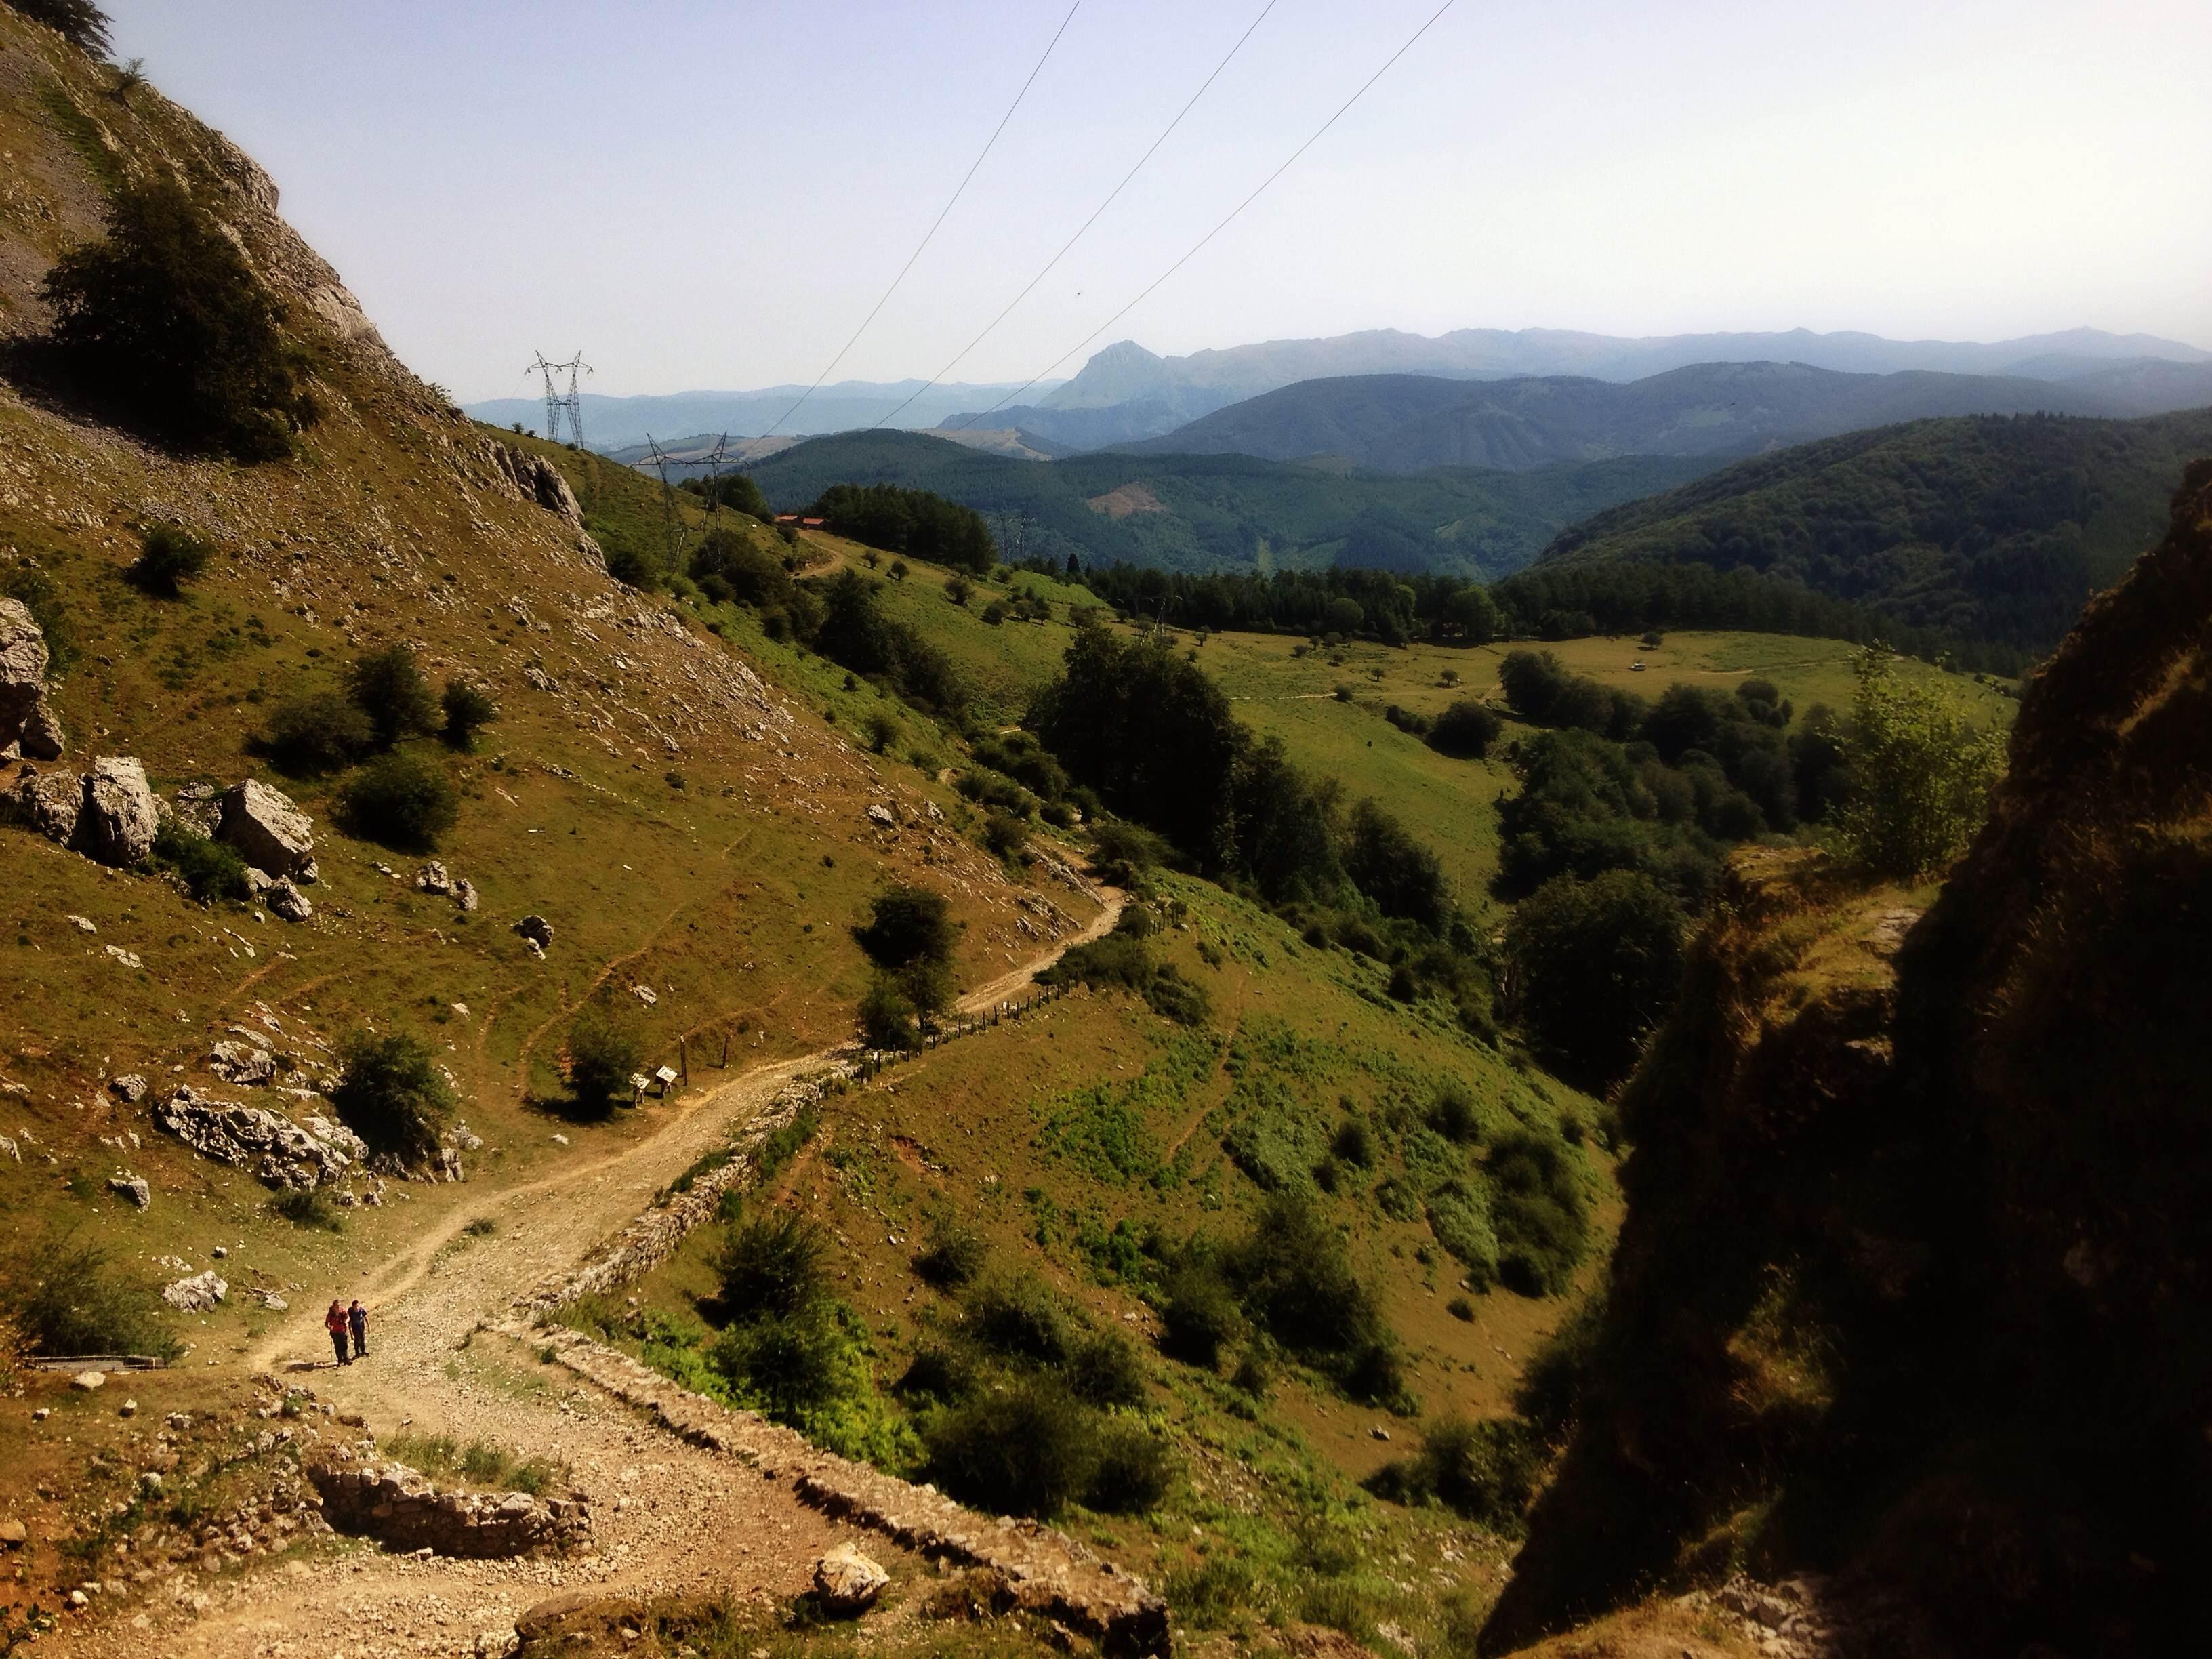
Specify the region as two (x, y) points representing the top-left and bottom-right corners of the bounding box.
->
(66, 892), (1121, 1658)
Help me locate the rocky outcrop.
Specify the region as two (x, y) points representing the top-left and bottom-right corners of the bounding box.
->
(216, 779), (316, 880)
(152, 1086), (367, 1190)
(0, 597), (63, 760)
(307, 1460), (590, 1558)
(7, 765), (81, 842)
(161, 1271), (226, 1311)
(267, 876), (312, 922)
(483, 441), (584, 527)
(78, 757), (159, 865)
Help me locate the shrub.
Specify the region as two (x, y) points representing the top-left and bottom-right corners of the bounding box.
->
(1836, 647), (2004, 878)
(270, 1187), (343, 1231)
(1430, 1082), (1480, 1144)
(1222, 1193), (1399, 1398)
(1428, 699), (1502, 759)
(981, 808), (1029, 861)
(329, 1031), (453, 1164)
(1488, 1131), (1590, 1296)
(39, 178), (315, 459)
(0, 1230), (180, 1360)
(1084, 1420), (1176, 1513)
(349, 644), (441, 750)
(440, 679), (497, 750)
(1330, 1116), (1374, 1167)
(713, 1211), (827, 1323)
(709, 1303), (846, 1420)
(566, 1007), (643, 1111)
(1087, 821), (1169, 886)
(1065, 1330), (1147, 1408)
(264, 689), (371, 775)
(962, 1276), (1070, 1365)
(152, 819), (247, 903)
(127, 523), (211, 598)
(924, 1380), (1097, 1518)
(1365, 1416), (1541, 1532)
(912, 1218), (986, 1289)
(1504, 867), (1685, 1088)
(945, 575), (972, 607)
(1158, 1258), (1243, 1369)
(340, 750), (458, 850)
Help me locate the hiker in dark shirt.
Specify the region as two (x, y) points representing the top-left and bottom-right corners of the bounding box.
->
(348, 1298), (368, 1359)
(325, 1300), (350, 1366)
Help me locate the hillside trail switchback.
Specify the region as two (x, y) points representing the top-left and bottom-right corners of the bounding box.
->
(66, 891), (1120, 1659)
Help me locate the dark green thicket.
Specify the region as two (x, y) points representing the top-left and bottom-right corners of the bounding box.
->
(264, 689), (372, 775)
(1486, 1132), (1591, 1296)
(713, 1212), (829, 1323)
(813, 570), (970, 718)
(127, 523), (211, 598)
(682, 470), (775, 523)
(911, 1217), (985, 1289)
(152, 820), (248, 903)
(565, 1008), (643, 1113)
(1042, 910), (1212, 1027)
(338, 750), (457, 851)
(1504, 868), (1685, 1089)
(809, 481), (997, 575)
(1366, 1416), (1542, 1533)
(853, 884), (958, 1043)
(1, 1231), (180, 1360)
(37, 178), (318, 460)
(329, 1031), (453, 1164)
(348, 645), (441, 749)
(1428, 699), (1503, 759)
(440, 679), (497, 750)
(8, 0), (112, 53)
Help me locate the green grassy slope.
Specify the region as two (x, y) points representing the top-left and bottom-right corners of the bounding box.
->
(1536, 407), (2212, 652)
(737, 430), (1715, 579)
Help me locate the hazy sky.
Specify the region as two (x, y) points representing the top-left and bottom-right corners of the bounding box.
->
(103, 0), (2212, 402)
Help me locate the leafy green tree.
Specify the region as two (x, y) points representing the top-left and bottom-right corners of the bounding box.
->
(1834, 648), (2003, 878)
(566, 1008), (642, 1111)
(39, 178), (316, 459)
(264, 689), (372, 775)
(439, 678), (497, 750)
(331, 1032), (453, 1164)
(348, 644), (440, 749)
(1504, 868), (1685, 1088)
(1427, 699), (1502, 759)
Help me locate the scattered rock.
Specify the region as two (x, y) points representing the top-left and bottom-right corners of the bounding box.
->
(71, 1371), (105, 1391)
(416, 861), (453, 895)
(523, 665), (557, 693)
(630, 984), (657, 1006)
(108, 1172), (151, 1210)
(215, 779), (317, 880)
(78, 757), (160, 867)
(267, 876), (312, 923)
(0, 1519), (26, 1547)
(162, 1271), (228, 1312)
(138, 1472), (163, 1498)
(170, 781), (222, 835)
(308, 1460), (590, 1557)
(110, 1073), (148, 1103)
(513, 914), (553, 948)
(152, 1085), (367, 1190)
(866, 803), (895, 828)
(209, 1041), (278, 1085)
(118, 1398), (137, 1418)
(65, 914), (96, 933)
(453, 878), (480, 912)
(103, 943), (144, 970)
(812, 1544), (890, 1614)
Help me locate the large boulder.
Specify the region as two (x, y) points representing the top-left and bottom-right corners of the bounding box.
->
(812, 1544), (890, 1614)
(0, 597), (62, 760)
(7, 766), (81, 844)
(216, 779), (316, 880)
(75, 758), (159, 867)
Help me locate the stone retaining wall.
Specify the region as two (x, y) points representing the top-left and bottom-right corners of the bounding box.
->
(307, 1458), (590, 1558)
(518, 1326), (1167, 1657)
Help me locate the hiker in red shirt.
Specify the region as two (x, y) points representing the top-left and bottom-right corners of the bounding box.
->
(325, 1299), (350, 1366)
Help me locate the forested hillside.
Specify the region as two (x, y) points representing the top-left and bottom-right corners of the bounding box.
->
(742, 430), (1711, 577)
(1536, 408), (2212, 652)
(1119, 360), (2193, 474)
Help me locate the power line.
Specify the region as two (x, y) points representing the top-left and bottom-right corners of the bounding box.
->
(757, 0), (1084, 443)
(869, 0), (1282, 434)
(950, 0), (1460, 432)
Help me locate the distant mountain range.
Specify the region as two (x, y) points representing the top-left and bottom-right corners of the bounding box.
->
(939, 325), (2212, 450)
(1109, 359), (2212, 474)
(459, 379), (1065, 451)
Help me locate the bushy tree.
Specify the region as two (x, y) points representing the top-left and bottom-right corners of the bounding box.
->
(39, 178), (316, 459)
(566, 1008), (642, 1111)
(331, 1031), (453, 1164)
(264, 689), (372, 775)
(853, 884), (956, 972)
(1504, 868), (1685, 1088)
(1835, 648), (2003, 878)
(339, 750), (457, 850)
(1427, 699), (1502, 759)
(1, 1229), (178, 1360)
(127, 523), (211, 597)
(7, 0), (111, 55)
(348, 644), (440, 749)
(713, 1211), (827, 1322)
(440, 678), (497, 750)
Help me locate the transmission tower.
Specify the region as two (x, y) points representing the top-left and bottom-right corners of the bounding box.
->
(642, 434), (690, 571)
(701, 432), (731, 515)
(527, 351), (592, 447)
